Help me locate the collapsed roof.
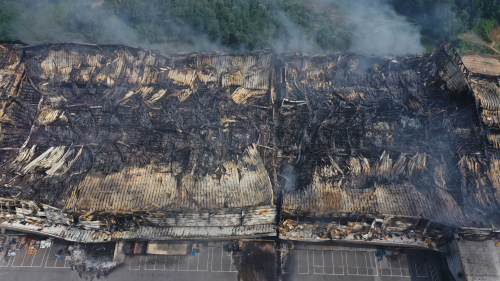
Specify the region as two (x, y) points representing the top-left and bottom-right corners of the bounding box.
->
(0, 41), (499, 245)
(0, 43), (276, 240)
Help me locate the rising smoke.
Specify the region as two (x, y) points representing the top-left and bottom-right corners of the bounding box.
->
(344, 0), (424, 55)
(8, 0), (228, 52)
(270, 10), (322, 54)
(11, 2), (140, 46)
(5, 0), (425, 55)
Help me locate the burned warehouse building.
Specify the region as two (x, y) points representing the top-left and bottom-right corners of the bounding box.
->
(0, 40), (500, 253)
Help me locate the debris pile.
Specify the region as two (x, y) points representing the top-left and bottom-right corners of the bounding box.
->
(0, 41), (499, 244)
(69, 243), (117, 280)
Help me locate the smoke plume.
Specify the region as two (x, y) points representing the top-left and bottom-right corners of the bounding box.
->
(4, 0), (425, 55)
(345, 0), (424, 55)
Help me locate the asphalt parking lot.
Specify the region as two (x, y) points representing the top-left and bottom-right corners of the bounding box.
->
(1, 238), (71, 269)
(283, 246), (442, 281)
(0, 239), (242, 281)
(128, 242), (238, 272)
(0, 237), (443, 281)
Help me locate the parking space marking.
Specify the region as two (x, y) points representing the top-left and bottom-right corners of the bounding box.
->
(144, 255), (157, 270)
(178, 256), (190, 271)
(31, 248), (49, 267)
(410, 251), (429, 277)
(12, 248), (49, 268)
(0, 257), (12, 267)
(429, 256), (441, 281)
(281, 250), (292, 274)
(23, 250), (37, 267)
(178, 247), (208, 271)
(211, 245), (237, 272)
(325, 250), (345, 275)
(380, 253), (411, 277)
(196, 246), (209, 271)
(153, 255), (165, 270)
(313, 251), (324, 274)
(399, 252), (412, 277)
(44, 243), (61, 268)
(44, 241), (70, 268)
(26, 249), (40, 267)
(295, 250), (309, 274)
(53, 244), (71, 268)
(11, 247), (28, 267)
(346, 251), (378, 276)
(162, 255), (177, 271)
(129, 255), (143, 270)
(380, 254), (392, 276)
(365, 251), (378, 276)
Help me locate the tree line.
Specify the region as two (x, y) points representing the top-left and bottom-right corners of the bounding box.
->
(0, 0), (499, 53)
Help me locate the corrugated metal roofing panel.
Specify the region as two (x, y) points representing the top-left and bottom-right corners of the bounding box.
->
(61, 145), (272, 212)
(283, 165), (468, 227)
(474, 82), (500, 111)
(231, 87), (267, 104)
(0, 219), (276, 242)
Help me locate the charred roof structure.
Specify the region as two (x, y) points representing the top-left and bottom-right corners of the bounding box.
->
(0, 43), (276, 241)
(1, 41), (500, 247)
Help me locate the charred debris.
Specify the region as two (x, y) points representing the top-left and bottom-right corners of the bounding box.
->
(0, 41), (500, 248)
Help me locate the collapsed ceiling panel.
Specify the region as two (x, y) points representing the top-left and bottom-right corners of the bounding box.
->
(0, 41), (499, 244)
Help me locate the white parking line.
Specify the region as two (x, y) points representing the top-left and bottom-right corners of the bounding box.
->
(411, 251), (429, 277)
(346, 251), (378, 276)
(162, 256), (177, 271)
(178, 255), (191, 271)
(210, 245), (237, 272)
(329, 250), (345, 275)
(11, 248), (49, 267)
(282, 250), (291, 274)
(368, 252), (379, 276)
(129, 256), (142, 270)
(313, 251), (325, 275)
(195, 247), (209, 271)
(297, 250), (309, 274)
(52, 244), (71, 268)
(10, 247), (27, 267)
(34, 248), (48, 267)
(144, 255), (156, 270)
(155, 255), (166, 270)
(0, 257), (12, 267)
(44, 243), (62, 268)
(429, 256), (440, 281)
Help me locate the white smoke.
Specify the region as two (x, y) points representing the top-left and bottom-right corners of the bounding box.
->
(345, 0), (424, 55)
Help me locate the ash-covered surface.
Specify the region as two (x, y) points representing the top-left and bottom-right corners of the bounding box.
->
(69, 243), (117, 279)
(233, 241), (276, 281)
(0, 41), (500, 242)
(0, 43), (274, 211)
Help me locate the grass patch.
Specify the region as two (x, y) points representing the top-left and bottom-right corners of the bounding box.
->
(453, 38), (496, 55)
(421, 37), (437, 54)
(474, 19), (497, 43)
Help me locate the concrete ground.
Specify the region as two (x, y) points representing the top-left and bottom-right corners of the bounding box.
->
(0, 238), (444, 281)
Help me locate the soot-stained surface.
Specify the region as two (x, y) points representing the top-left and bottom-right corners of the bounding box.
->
(233, 241), (276, 281)
(0, 41), (500, 242)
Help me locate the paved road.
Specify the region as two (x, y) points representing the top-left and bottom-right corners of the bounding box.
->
(0, 238), (444, 281)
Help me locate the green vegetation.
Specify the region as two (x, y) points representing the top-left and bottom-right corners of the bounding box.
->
(455, 38), (496, 54)
(1, 0), (500, 54)
(388, 0), (500, 53)
(388, 0), (500, 41)
(0, 0), (351, 52)
(0, 0), (20, 40)
(474, 18), (497, 42)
